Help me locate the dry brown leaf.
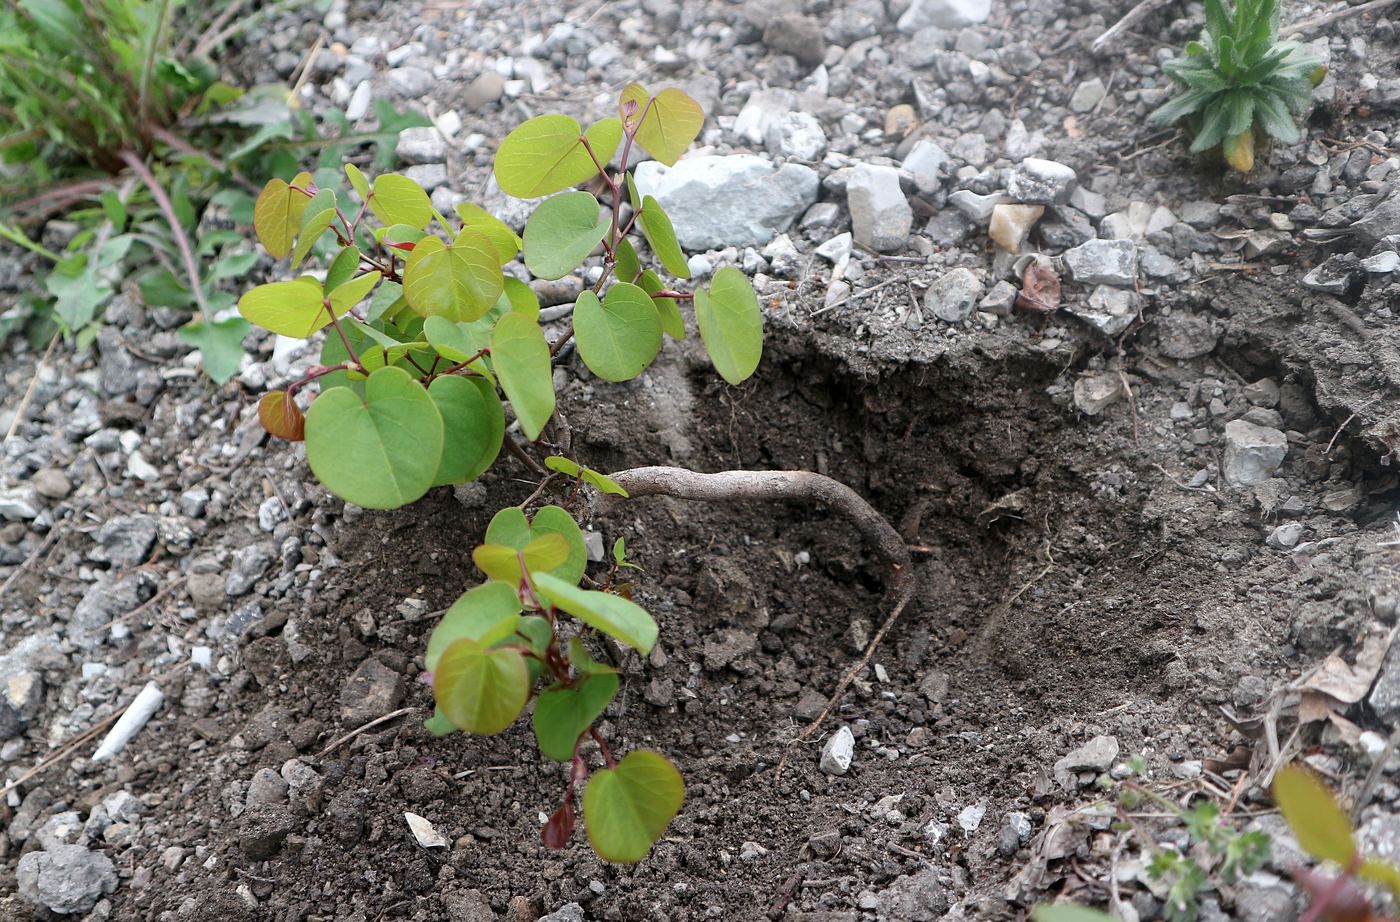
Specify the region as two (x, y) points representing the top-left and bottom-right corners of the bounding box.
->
(1016, 256), (1061, 313)
(1303, 629), (1394, 703)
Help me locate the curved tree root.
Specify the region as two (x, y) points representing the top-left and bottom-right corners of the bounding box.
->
(603, 467), (918, 777)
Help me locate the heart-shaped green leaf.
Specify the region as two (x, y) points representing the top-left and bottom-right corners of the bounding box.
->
(523, 192), (610, 280)
(238, 279), (330, 338)
(494, 115), (623, 198)
(368, 173), (432, 229)
(474, 533), (570, 583)
(574, 285), (661, 382)
(426, 581), (523, 672)
(500, 276), (540, 319)
(253, 173), (312, 258)
(531, 571), (657, 654)
(534, 673), (620, 761)
(434, 637), (530, 735)
(583, 750), (684, 862)
(1030, 908), (1118, 922)
(291, 208), (337, 269)
(304, 366), (444, 509)
(345, 163), (371, 202)
(615, 237), (642, 283)
(618, 84), (703, 167)
(455, 202), (522, 263)
(325, 245), (361, 292)
(404, 230), (504, 322)
(485, 505), (587, 585)
(328, 270), (381, 314)
(427, 375), (504, 485)
(179, 317), (249, 385)
(568, 637), (620, 675)
(694, 267), (763, 385)
(638, 196), (689, 278)
(491, 312), (555, 440)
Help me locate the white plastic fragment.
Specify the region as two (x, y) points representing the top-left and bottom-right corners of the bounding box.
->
(405, 812), (448, 848)
(92, 682), (164, 762)
(190, 646), (213, 668)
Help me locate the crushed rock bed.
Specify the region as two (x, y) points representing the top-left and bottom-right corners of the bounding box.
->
(4, 0), (1400, 919)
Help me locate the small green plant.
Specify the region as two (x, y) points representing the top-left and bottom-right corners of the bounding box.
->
(1270, 764), (1400, 921)
(0, 0), (426, 379)
(238, 84), (765, 860)
(1033, 762), (1270, 922)
(1149, 0), (1323, 171)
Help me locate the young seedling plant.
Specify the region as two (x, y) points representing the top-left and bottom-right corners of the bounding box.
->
(241, 78), (916, 861)
(1149, 0), (1324, 172)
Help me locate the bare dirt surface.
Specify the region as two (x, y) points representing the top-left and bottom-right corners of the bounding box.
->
(4, 0), (1400, 920)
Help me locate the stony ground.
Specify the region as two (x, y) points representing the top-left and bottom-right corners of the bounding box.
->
(5, 0), (1400, 919)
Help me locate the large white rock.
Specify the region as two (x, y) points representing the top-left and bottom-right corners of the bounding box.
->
(820, 725), (855, 775)
(1223, 420), (1288, 486)
(633, 156), (819, 250)
(898, 0), (993, 32)
(846, 163), (912, 252)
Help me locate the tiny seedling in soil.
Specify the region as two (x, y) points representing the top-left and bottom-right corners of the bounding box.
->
(239, 84), (914, 861)
(1035, 763), (1400, 921)
(1149, 0), (1324, 171)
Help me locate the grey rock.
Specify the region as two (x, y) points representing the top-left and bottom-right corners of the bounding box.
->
(246, 768), (289, 807)
(281, 759), (324, 813)
(340, 657), (405, 725)
(1180, 200), (1222, 228)
(820, 725), (855, 775)
(1363, 250), (1400, 274)
(1070, 186), (1108, 219)
(179, 488), (210, 518)
(538, 904), (585, 922)
(1066, 285), (1137, 336)
(1267, 523), (1304, 549)
(97, 326), (137, 397)
(186, 571), (226, 615)
(633, 156), (818, 250)
(762, 13), (827, 67)
(733, 88), (795, 146)
(387, 66), (433, 99)
(898, 0), (991, 31)
(16, 844), (117, 915)
(1054, 735), (1119, 787)
(1069, 78), (1107, 113)
(875, 868), (948, 921)
(227, 542), (277, 596)
(1223, 420), (1288, 486)
(1369, 639), (1400, 724)
(404, 163), (449, 193)
(761, 234), (802, 279)
(31, 468), (71, 500)
(766, 112), (827, 161)
(71, 574), (153, 649)
(35, 811), (84, 851)
(1244, 378), (1281, 407)
(463, 72), (505, 111)
(92, 514), (158, 568)
(947, 189), (1007, 223)
(345, 80), (372, 121)
(442, 888), (498, 922)
(1073, 375), (1125, 416)
(847, 164), (912, 252)
(239, 803), (297, 860)
(0, 634), (56, 739)
(1006, 158), (1077, 205)
(980, 280), (1018, 315)
(0, 485), (40, 520)
(801, 202), (842, 229)
(903, 140), (951, 194)
(1301, 253), (1362, 294)
(925, 267), (984, 322)
(1156, 312), (1218, 359)
(1235, 872), (1298, 922)
(1063, 238), (1137, 286)
(258, 497), (288, 533)
(395, 127), (447, 165)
